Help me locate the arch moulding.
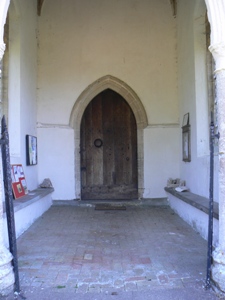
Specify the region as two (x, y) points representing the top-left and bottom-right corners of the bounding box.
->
(69, 75), (148, 200)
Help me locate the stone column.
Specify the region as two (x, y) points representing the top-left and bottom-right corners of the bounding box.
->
(0, 0), (15, 296)
(210, 43), (225, 292)
(205, 0), (225, 293)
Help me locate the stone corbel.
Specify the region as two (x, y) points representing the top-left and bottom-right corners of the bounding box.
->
(209, 43), (225, 73)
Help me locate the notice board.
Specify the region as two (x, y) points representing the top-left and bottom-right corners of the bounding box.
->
(11, 164), (28, 199)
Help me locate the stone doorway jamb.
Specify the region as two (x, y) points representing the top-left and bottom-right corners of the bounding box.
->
(69, 75), (148, 200)
(0, 0), (15, 296)
(205, 0), (225, 293)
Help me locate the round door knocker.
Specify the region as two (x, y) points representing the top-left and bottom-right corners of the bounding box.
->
(94, 138), (103, 148)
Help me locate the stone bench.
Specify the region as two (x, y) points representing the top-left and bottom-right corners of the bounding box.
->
(3, 188), (54, 247)
(165, 187), (219, 246)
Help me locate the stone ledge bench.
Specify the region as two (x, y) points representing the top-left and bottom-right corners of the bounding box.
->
(3, 188), (54, 247)
(165, 187), (219, 246)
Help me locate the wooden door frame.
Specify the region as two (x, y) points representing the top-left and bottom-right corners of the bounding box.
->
(69, 75), (148, 200)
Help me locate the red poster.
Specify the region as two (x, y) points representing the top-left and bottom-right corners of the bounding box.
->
(11, 164), (28, 199)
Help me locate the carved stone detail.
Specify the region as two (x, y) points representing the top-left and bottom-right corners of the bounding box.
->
(209, 43), (225, 73)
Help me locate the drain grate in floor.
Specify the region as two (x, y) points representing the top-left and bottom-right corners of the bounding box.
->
(95, 204), (126, 211)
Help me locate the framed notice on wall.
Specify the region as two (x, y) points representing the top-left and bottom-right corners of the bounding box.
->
(26, 135), (37, 165)
(11, 164), (28, 199)
(182, 113), (191, 162)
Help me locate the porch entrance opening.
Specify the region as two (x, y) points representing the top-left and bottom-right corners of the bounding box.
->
(80, 89), (138, 200)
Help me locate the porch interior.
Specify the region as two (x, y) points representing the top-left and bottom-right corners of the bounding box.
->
(1, 0), (223, 297)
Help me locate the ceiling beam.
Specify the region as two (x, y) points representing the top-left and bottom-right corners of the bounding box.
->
(37, 0), (45, 16)
(170, 0), (177, 18)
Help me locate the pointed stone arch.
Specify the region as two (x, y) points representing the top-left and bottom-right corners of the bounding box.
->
(69, 75), (148, 199)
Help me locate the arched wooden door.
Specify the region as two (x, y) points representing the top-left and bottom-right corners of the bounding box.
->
(80, 89), (138, 200)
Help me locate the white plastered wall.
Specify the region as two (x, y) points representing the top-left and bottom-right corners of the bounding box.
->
(37, 0), (179, 200)
(37, 126), (75, 200)
(143, 126), (180, 198)
(177, 0), (219, 201)
(8, 0), (38, 191)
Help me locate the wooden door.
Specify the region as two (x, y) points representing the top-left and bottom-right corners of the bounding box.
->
(80, 89), (138, 200)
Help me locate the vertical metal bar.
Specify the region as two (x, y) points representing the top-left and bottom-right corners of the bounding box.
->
(1, 115), (20, 293)
(205, 112), (218, 288)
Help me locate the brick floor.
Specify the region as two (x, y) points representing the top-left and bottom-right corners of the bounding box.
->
(8, 204), (219, 297)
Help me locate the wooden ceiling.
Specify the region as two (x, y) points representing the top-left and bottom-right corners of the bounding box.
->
(37, 0), (177, 17)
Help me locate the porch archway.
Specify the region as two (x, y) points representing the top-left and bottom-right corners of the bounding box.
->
(69, 75), (148, 199)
